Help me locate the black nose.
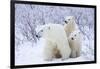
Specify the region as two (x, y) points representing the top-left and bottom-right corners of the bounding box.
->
(65, 21), (67, 24)
(71, 37), (74, 40)
(36, 35), (38, 37)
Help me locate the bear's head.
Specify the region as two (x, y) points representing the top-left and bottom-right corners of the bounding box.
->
(68, 30), (81, 41)
(64, 16), (76, 24)
(35, 25), (51, 39)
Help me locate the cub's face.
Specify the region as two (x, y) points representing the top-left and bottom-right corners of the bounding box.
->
(64, 16), (75, 24)
(70, 34), (77, 41)
(36, 25), (50, 38)
(68, 31), (80, 41)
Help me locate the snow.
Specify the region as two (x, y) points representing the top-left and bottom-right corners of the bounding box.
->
(15, 38), (92, 65)
(15, 4), (95, 65)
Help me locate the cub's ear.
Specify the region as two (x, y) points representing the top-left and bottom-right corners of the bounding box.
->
(78, 31), (81, 34)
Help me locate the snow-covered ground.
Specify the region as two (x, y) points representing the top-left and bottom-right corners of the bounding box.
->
(15, 38), (92, 65)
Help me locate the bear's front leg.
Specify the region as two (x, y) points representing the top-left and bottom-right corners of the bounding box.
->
(76, 50), (81, 57)
(43, 47), (53, 61)
(70, 50), (77, 58)
(43, 40), (54, 61)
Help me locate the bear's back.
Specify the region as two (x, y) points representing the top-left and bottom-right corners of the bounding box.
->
(45, 24), (67, 41)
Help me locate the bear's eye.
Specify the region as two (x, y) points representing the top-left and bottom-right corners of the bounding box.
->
(41, 30), (43, 32)
(68, 19), (70, 21)
(75, 34), (76, 36)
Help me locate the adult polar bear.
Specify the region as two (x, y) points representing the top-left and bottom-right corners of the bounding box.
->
(36, 24), (71, 61)
(64, 16), (81, 58)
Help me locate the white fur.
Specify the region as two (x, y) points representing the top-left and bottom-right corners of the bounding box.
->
(64, 16), (79, 37)
(68, 30), (81, 58)
(64, 16), (82, 58)
(38, 24), (71, 61)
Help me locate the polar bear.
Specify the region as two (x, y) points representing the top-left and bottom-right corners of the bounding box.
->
(68, 30), (81, 58)
(36, 24), (71, 61)
(64, 16), (79, 37)
(64, 16), (81, 58)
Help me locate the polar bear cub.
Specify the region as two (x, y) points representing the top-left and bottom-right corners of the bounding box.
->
(64, 16), (81, 58)
(64, 16), (79, 37)
(36, 24), (71, 61)
(68, 30), (81, 58)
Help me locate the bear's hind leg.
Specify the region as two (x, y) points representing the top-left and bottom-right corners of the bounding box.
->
(60, 46), (71, 60)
